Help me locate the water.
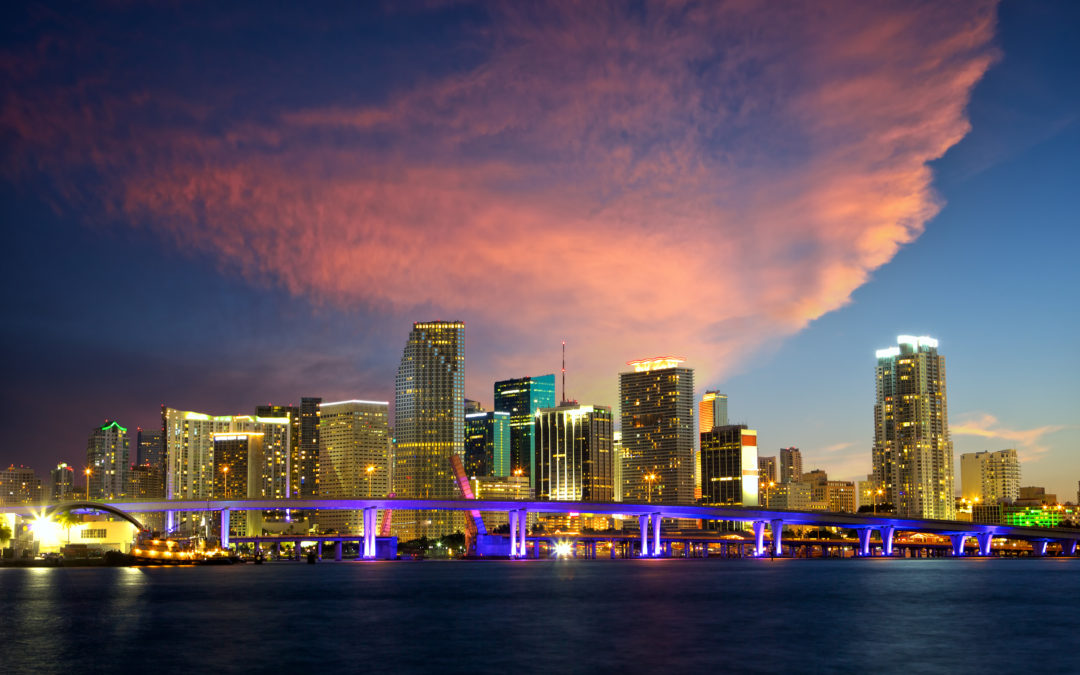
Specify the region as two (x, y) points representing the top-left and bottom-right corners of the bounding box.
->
(2, 558), (1078, 674)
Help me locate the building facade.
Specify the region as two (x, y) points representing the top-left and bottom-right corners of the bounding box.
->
(700, 424), (759, 508)
(0, 465), (42, 505)
(758, 456), (777, 484)
(318, 400), (390, 534)
(535, 402), (614, 502)
(464, 410), (511, 478)
(873, 335), (955, 519)
(698, 391), (729, 432)
(493, 374), (556, 487)
(960, 449), (1020, 504)
(136, 428), (164, 468)
(86, 421), (130, 499)
(393, 320), (465, 540)
(50, 463), (75, 501)
(620, 358), (695, 504)
(779, 447), (802, 484)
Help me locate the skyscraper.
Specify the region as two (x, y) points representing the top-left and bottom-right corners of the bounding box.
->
(758, 456), (777, 483)
(779, 447), (803, 484)
(535, 402), (614, 502)
(960, 449), (1020, 504)
(464, 410), (511, 478)
(873, 335), (955, 519)
(700, 425), (758, 507)
(0, 465), (42, 505)
(298, 397), (321, 497)
(86, 421), (129, 499)
(50, 463), (75, 501)
(318, 400), (389, 534)
(393, 321), (465, 540)
(255, 404), (300, 497)
(620, 357), (695, 504)
(493, 374), (556, 486)
(699, 391), (729, 433)
(136, 428), (164, 468)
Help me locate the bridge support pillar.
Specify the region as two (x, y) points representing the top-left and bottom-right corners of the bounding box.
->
(166, 510), (175, 534)
(652, 513), (662, 557)
(770, 519), (783, 557)
(1033, 540), (1048, 557)
(294, 540), (302, 560)
(753, 521), (766, 557)
(976, 532), (993, 556)
(509, 510), (519, 557)
(220, 509), (230, 550)
(334, 540), (342, 561)
(363, 507), (377, 558)
(1063, 540), (1078, 557)
(639, 515), (649, 557)
(316, 541), (323, 560)
(857, 528), (873, 557)
(950, 534), (967, 557)
(517, 509), (528, 558)
(879, 525), (894, 557)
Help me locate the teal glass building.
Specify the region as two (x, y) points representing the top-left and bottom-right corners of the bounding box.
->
(493, 374), (556, 487)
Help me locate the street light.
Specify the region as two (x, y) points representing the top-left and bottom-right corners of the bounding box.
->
(366, 465), (376, 497)
(645, 473), (658, 503)
(874, 488), (884, 515)
(221, 465), (229, 499)
(760, 481), (776, 508)
(84, 468), (91, 501)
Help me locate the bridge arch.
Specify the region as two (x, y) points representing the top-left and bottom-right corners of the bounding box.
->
(45, 502), (145, 531)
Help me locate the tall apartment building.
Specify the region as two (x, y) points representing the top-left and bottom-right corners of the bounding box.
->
(700, 424), (759, 508)
(699, 391), (729, 432)
(162, 407), (291, 532)
(0, 465), (42, 505)
(136, 428), (164, 468)
(960, 449), (1020, 504)
(758, 456), (777, 484)
(86, 421), (130, 499)
(873, 335), (955, 519)
(779, 447), (802, 484)
(493, 374), (556, 487)
(534, 402), (614, 502)
(50, 463), (75, 501)
(318, 400), (390, 534)
(464, 410), (511, 478)
(393, 321), (465, 540)
(620, 357), (695, 504)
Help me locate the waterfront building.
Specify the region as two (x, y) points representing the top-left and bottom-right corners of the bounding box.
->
(779, 447), (802, 484)
(700, 424), (758, 507)
(318, 400), (390, 534)
(1015, 486), (1057, 507)
(127, 464), (165, 499)
(769, 481), (811, 511)
(535, 402), (614, 502)
(856, 475), (880, 511)
(612, 431), (624, 502)
(960, 449), (1020, 504)
(136, 428), (164, 468)
(255, 404), (302, 498)
(493, 374), (556, 487)
(872, 335), (955, 520)
(471, 475), (532, 531)
(50, 463), (75, 501)
(1002, 504), (1077, 528)
(163, 408), (291, 532)
(758, 456), (777, 484)
(620, 357), (695, 504)
(298, 397), (322, 497)
(464, 410), (511, 478)
(86, 421), (130, 499)
(393, 321), (466, 540)
(0, 465), (42, 505)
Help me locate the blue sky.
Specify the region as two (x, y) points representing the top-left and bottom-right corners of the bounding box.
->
(1, 1), (1076, 498)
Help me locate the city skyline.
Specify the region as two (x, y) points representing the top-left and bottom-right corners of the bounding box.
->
(1, 1), (1077, 499)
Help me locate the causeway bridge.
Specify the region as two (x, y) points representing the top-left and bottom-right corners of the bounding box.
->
(5, 498), (1079, 559)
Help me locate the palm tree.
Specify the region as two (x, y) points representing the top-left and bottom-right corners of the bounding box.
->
(0, 522), (11, 548)
(54, 511), (82, 545)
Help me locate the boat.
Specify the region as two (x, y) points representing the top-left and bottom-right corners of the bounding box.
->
(130, 537), (201, 564)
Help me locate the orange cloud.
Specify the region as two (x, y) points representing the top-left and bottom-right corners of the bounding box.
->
(1, 1), (1000, 406)
(952, 413), (1066, 461)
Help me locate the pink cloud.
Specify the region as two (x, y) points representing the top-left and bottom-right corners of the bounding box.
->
(1, 1), (1000, 406)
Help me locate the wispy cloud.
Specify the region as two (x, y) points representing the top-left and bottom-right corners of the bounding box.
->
(952, 413), (1067, 461)
(0, 1), (1001, 404)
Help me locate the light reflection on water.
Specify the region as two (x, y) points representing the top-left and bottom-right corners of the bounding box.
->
(1, 558), (1077, 673)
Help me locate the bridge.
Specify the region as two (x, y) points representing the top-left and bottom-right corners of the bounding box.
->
(5, 498), (1078, 559)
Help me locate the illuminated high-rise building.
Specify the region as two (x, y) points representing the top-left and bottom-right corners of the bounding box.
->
(464, 410), (511, 478)
(700, 425), (759, 508)
(758, 456), (777, 484)
(298, 397), (321, 497)
(873, 335), (955, 519)
(136, 428), (164, 469)
(50, 463), (75, 501)
(493, 374), (556, 487)
(960, 449), (1020, 504)
(779, 447), (803, 484)
(255, 404), (300, 497)
(86, 421), (129, 499)
(699, 391), (728, 433)
(535, 402), (614, 502)
(317, 400), (389, 534)
(393, 321), (465, 540)
(0, 465), (42, 505)
(163, 408), (291, 532)
(620, 357), (695, 504)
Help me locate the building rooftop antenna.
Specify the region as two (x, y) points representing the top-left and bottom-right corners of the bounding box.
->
(561, 340), (567, 404)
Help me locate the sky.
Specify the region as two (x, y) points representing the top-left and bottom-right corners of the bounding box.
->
(1, 1), (1077, 498)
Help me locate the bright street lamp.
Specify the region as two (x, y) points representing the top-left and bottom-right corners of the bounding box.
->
(221, 465), (230, 499)
(366, 465), (376, 497)
(84, 468), (92, 501)
(645, 473), (658, 503)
